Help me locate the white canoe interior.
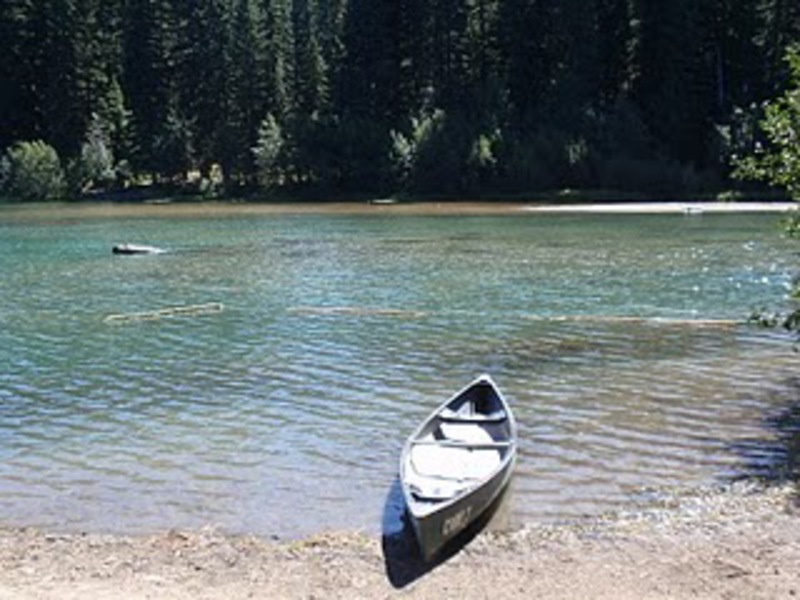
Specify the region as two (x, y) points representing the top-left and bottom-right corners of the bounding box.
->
(405, 422), (506, 501)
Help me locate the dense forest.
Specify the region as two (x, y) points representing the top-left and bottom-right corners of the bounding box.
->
(1, 0), (799, 200)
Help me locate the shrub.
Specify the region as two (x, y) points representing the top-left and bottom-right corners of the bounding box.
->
(78, 116), (116, 191)
(252, 114), (285, 190)
(390, 109), (447, 192)
(733, 45), (800, 200)
(0, 140), (67, 201)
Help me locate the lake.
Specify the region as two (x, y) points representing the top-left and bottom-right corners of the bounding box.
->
(0, 202), (798, 538)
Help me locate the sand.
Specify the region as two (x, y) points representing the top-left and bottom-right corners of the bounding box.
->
(525, 201), (797, 213)
(0, 483), (797, 599)
(0, 200), (796, 223)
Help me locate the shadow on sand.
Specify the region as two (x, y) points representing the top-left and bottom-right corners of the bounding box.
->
(727, 375), (800, 503)
(380, 477), (512, 589)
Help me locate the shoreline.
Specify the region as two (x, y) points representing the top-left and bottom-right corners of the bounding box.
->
(1, 482), (797, 599)
(525, 200), (797, 213)
(0, 199), (796, 222)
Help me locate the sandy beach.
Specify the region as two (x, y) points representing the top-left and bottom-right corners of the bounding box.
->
(525, 201), (798, 214)
(0, 483), (797, 599)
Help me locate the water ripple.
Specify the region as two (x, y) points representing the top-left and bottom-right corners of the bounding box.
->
(1, 211), (798, 536)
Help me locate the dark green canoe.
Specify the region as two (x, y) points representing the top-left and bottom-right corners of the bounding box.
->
(400, 374), (518, 561)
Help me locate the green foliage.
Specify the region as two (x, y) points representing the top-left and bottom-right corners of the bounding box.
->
(749, 305), (800, 340)
(2, 0), (799, 196)
(735, 47), (800, 339)
(152, 108), (195, 180)
(391, 109), (501, 195)
(748, 308), (782, 328)
(783, 211), (800, 239)
(252, 114), (285, 190)
(224, 0), (269, 181)
(466, 130), (502, 190)
(299, 114), (392, 194)
(0, 141), (66, 201)
(733, 46), (800, 199)
(73, 114), (116, 192)
(500, 129), (568, 192)
(390, 109), (446, 191)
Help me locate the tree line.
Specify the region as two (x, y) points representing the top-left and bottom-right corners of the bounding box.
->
(1, 0), (799, 200)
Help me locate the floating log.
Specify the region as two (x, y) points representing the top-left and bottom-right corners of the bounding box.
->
(289, 306), (427, 318)
(528, 315), (741, 328)
(112, 243), (166, 255)
(289, 308), (740, 326)
(104, 302), (224, 324)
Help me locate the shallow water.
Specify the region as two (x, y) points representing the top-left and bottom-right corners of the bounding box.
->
(0, 204), (798, 537)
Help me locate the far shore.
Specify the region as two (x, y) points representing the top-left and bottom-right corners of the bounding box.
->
(525, 200), (798, 213)
(0, 199), (796, 222)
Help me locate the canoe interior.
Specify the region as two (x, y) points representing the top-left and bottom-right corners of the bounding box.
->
(402, 377), (516, 518)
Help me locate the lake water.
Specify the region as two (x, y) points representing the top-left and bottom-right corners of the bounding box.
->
(0, 203), (798, 538)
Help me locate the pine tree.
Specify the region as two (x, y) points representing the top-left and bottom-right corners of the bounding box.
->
(123, 0), (190, 176)
(225, 0), (269, 181)
(0, 0), (41, 149)
(596, 0), (636, 106)
(498, 0), (562, 126)
(393, 0), (434, 121)
(35, 0), (85, 157)
(180, 0), (229, 175)
(758, 0), (800, 94)
(293, 0), (329, 119)
(632, 0), (718, 166)
(262, 0), (294, 122)
(3, 0), (798, 193)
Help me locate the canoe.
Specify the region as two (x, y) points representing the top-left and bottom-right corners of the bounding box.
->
(400, 374), (517, 561)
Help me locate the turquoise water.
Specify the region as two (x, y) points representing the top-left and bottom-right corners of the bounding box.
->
(0, 204), (798, 537)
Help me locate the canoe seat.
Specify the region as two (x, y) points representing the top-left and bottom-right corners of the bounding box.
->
(440, 408), (506, 423)
(439, 422), (495, 444)
(407, 441), (502, 501)
(406, 443), (502, 501)
(406, 472), (470, 501)
(412, 439), (512, 449)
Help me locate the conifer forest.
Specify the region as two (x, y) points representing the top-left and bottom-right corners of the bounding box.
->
(1, 0), (799, 199)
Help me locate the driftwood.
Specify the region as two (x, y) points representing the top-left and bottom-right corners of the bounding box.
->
(104, 302), (224, 324)
(289, 306), (740, 327)
(528, 315), (741, 327)
(289, 306), (428, 318)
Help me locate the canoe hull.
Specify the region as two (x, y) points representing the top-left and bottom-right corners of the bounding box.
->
(409, 449), (515, 561)
(400, 375), (517, 561)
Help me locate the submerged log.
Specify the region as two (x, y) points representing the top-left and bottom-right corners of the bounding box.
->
(103, 302), (224, 323)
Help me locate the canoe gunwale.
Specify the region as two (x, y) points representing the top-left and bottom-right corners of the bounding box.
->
(399, 374), (518, 560)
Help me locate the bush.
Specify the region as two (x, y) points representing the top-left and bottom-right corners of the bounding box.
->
(252, 114), (285, 190)
(732, 45), (800, 200)
(390, 109), (449, 193)
(76, 115), (116, 192)
(0, 140), (67, 201)
(391, 109), (505, 195)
